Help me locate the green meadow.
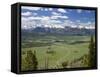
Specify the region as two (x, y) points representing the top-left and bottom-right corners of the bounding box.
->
(21, 35), (91, 71)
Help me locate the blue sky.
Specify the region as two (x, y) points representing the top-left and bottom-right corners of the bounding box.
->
(21, 6), (95, 29)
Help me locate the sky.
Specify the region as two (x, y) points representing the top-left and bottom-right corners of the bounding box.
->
(21, 6), (95, 29)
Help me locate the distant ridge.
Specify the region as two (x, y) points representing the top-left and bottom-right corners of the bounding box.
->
(22, 25), (95, 35)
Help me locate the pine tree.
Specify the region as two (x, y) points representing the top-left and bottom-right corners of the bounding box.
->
(88, 36), (95, 67)
(25, 50), (38, 70)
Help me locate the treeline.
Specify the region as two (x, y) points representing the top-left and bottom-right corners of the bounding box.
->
(22, 42), (52, 48)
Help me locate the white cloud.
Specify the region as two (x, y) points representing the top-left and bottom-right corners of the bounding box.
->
(21, 11), (32, 16)
(21, 14), (95, 29)
(42, 8), (53, 11)
(85, 26), (95, 29)
(21, 19), (36, 29)
(87, 21), (92, 25)
(22, 17), (28, 21)
(60, 16), (68, 19)
(58, 8), (66, 13)
(41, 19), (64, 28)
(22, 16), (42, 22)
(77, 9), (82, 13)
(51, 11), (68, 19)
(21, 15), (64, 29)
(49, 8), (53, 11)
(44, 8), (48, 11)
(63, 20), (95, 29)
(21, 6), (41, 11)
(22, 16), (50, 22)
(28, 16), (43, 20)
(49, 20), (62, 24)
(63, 20), (75, 27)
(77, 21), (95, 29)
(41, 16), (50, 20)
(52, 12), (61, 16)
(51, 15), (68, 19)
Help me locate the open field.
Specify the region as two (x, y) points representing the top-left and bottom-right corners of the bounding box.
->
(21, 35), (92, 71)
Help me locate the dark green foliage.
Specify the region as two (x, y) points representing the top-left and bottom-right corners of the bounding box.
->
(69, 40), (89, 45)
(81, 36), (95, 67)
(62, 61), (68, 68)
(22, 50), (26, 55)
(88, 36), (95, 67)
(22, 42), (52, 48)
(81, 54), (89, 67)
(25, 50), (38, 70)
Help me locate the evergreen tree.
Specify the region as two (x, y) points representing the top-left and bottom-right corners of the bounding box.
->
(82, 36), (95, 67)
(25, 50), (38, 70)
(88, 36), (95, 67)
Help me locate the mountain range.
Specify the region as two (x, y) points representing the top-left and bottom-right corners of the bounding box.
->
(22, 25), (95, 36)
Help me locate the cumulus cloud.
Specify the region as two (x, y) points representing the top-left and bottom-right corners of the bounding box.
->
(76, 21), (95, 29)
(49, 8), (53, 11)
(21, 15), (64, 29)
(21, 11), (32, 16)
(21, 7), (95, 29)
(51, 15), (68, 19)
(58, 8), (66, 13)
(63, 20), (95, 29)
(52, 11), (61, 16)
(21, 19), (36, 29)
(22, 15), (95, 29)
(28, 16), (42, 20)
(44, 8), (53, 11)
(51, 11), (68, 19)
(44, 8), (48, 11)
(22, 17), (29, 21)
(21, 6), (41, 11)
